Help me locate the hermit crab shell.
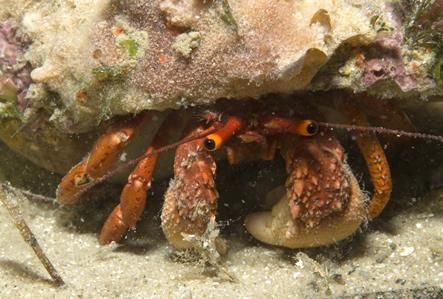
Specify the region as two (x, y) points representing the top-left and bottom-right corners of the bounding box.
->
(2, 0), (378, 133)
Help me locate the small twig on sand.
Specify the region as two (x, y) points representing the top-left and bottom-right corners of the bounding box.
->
(0, 184), (65, 286)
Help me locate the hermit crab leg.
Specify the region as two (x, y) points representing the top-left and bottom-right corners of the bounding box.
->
(56, 160), (88, 204)
(99, 112), (186, 245)
(341, 101), (392, 219)
(57, 112), (155, 204)
(162, 125), (218, 249)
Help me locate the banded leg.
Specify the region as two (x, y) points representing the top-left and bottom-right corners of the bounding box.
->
(341, 99), (392, 219)
(99, 111), (186, 245)
(56, 112), (154, 204)
(161, 126), (218, 249)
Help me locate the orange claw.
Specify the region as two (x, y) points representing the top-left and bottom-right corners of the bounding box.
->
(341, 99), (392, 220)
(99, 111), (186, 244)
(56, 112), (153, 204)
(85, 113), (150, 179)
(56, 159), (88, 204)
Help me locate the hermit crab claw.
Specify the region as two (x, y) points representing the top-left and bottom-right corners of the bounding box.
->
(245, 172), (365, 248)
(245, 133), (367, 249)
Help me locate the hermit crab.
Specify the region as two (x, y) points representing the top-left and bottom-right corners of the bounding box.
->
(56, 93), (432, 249)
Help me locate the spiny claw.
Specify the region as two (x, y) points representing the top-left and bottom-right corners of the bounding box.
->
(162, 127), (218, 249)
(245, 133), (366, 248)
(244, 174), (365, 248)
(280, 133), (352, 227)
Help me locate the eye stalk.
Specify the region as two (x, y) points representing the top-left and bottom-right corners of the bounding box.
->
(203, 117), (319, 151)
(203, 116), (244, 151)
(263, 117), (319, 137)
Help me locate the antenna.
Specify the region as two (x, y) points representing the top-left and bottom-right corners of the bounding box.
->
(318, 122), (443, 143)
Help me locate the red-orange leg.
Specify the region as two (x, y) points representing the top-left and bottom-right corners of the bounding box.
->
(100, 111), (186, 245)
(162, 126), (218, 249)
(57, 112), (154, 204)
(341, 100), (392, 220)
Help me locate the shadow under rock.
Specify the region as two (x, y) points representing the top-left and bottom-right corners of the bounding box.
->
(0, 141), (60, 197)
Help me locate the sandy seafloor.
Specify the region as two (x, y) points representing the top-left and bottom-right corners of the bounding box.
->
(0, 140), (442, 299)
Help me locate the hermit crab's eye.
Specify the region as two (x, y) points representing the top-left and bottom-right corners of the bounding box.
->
(304, 120), (319, 136)
(204, 134), (222, 151)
